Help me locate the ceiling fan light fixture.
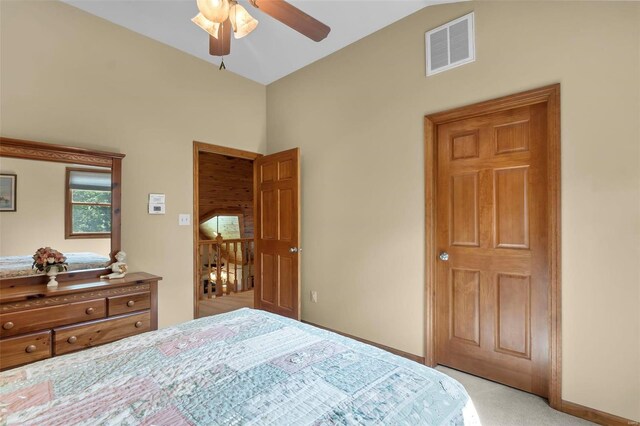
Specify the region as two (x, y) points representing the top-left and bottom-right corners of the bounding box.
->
(229, 3), (258, 39)
(196, 0), (230, 23)
(194, 0), (330, 59)
(191, 13), (221, 38)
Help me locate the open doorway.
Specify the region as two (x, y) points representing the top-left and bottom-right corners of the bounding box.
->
(193, 142), (261, 318)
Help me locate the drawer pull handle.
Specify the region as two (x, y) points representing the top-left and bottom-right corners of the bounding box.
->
(25, 345), (37, 353)
(3, 322), (14, 330)
(135, 321), (143, 328)
(86, 307), (95, 315)
(127, 300), (135, 307)
(67, 336), (78, 344)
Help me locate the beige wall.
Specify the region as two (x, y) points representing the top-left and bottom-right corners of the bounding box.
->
(267, 1), (640, 420)
(0, 158), (111, 257)
(0, 1), (267, 326)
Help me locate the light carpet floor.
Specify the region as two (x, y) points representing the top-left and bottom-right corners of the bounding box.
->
(435, 366), (595, 425)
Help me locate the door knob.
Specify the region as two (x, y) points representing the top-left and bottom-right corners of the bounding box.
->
(289, 247), (300, 253)
(439, 252), (449, 261)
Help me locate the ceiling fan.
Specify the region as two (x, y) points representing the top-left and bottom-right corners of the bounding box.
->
(192, 0), (331, 59)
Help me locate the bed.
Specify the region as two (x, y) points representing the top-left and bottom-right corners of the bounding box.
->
(0, 308), (479, 425)
(0, 252), (110, 279)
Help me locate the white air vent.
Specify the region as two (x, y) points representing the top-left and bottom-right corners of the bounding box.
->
(426, 12), (475, 76)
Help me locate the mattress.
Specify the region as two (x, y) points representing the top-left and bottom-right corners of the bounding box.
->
(0, 252), (110, 279)
(0, 308), (479, 425)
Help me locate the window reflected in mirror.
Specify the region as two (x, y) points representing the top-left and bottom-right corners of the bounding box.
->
(66, 168), (112, 237)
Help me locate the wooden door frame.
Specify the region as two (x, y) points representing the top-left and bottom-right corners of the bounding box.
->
(424, 84), (561, 408)
(192, 141), (262, 319)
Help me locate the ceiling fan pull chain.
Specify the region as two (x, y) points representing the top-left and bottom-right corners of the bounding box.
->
(219, 57), (226, 70)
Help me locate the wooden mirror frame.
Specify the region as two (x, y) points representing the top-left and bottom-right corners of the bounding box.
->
(0, 137), (125, 286)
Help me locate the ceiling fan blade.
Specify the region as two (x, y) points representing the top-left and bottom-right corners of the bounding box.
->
(209, 19), (231, 56)
(250, 0), (330, 42)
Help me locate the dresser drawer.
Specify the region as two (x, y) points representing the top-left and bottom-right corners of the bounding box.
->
(107, 292), (150, 316)
(53, 311), (150, 355)
(0, 331), (52, 370)
(0, 299), (106, 338)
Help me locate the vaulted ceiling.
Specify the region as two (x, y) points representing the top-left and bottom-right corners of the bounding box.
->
(64, 0), (461, 85)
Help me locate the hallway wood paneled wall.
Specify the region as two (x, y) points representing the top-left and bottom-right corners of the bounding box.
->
(198, 152), (254, 238)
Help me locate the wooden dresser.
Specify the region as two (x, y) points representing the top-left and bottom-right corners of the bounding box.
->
(0, 272), (161, 371)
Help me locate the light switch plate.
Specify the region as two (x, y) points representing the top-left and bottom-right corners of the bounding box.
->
(178, 214), (191, 226)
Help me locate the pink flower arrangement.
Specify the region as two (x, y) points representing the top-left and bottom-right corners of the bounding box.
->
(32, 247), (68, 273)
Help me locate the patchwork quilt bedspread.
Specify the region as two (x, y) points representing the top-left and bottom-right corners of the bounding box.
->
(0, 308), (479, 425)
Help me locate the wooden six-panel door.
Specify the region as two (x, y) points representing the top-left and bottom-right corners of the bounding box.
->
(254, 148), (300, 320)
(435, 103), (550, 397)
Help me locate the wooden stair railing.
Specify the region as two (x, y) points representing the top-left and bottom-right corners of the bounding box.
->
(198, 236), (254, 299)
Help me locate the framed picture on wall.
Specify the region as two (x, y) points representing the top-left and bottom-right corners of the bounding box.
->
(0, 174), (17, 212)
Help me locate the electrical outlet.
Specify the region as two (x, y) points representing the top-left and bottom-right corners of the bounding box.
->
(178, 214), (191, 226)
(310, 291), (318, 303)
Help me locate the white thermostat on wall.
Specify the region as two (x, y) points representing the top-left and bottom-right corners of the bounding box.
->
(148, 203), (165, 214)
(149, 193), (165, 204)
(148, 193), (166, 215)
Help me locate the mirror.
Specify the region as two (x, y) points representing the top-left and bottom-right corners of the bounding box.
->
(0, 137), (123, 283)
